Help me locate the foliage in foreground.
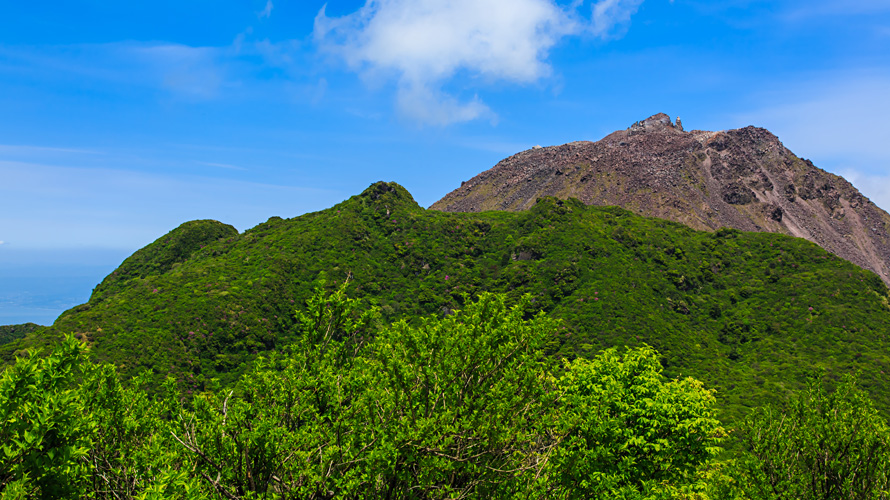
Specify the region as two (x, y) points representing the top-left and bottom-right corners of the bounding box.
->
(2, 289), (725, 499)
(3, 287), (889, 499)
(715, 373), (890, 499)
(0, 335), (197, 499)
(548, 346), (723, 498)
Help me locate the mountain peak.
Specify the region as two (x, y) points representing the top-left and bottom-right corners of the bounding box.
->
(628, 113), (684, 134)
(432, 117), (890, 285)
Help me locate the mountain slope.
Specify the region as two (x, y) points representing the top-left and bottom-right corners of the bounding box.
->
(0, 323), (39, 346)
(91, 219), (238, 302)
(432, 113), (890, 285)
(4, 182), (890, 424)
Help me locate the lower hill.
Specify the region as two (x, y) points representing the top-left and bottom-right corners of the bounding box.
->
(90, 219), (239, 302)
(4, 181), (890, 423)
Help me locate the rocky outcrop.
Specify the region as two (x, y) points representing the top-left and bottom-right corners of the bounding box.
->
(431, 114), (890, 285)
(627, 112), (682, 136)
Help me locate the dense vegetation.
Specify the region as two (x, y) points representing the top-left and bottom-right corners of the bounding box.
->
(3, 181), (890, 497)
(723, 373), (890, 498)
(91, 219), (239, 302)
(0, 325), (38, 347)
(4, 182), (890, 427)
(5, 288), (888, 499)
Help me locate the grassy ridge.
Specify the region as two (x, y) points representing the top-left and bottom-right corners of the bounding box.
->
(4, 182), (889, 423)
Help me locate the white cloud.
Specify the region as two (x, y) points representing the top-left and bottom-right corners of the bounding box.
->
(0, 241), (4, 246)
(591, 0), (646, 38)
(314, 0), (645, 125)
(396, 82), (494, 125)
(252, 39), (302, 70)
(839, 170), (890, 213)
(258, 0), (273, 19)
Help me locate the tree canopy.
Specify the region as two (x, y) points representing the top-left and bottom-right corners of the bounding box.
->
(1, 289), (731, 499)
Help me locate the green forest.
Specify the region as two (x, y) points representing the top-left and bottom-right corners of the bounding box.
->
(3, 182), (890, 498)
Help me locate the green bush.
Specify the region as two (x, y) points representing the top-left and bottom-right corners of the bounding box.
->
(0, 337), (93, 498)
(719, 373), (890, 499)
(545, 346), (724, 499)
(3, 283), (888, 498)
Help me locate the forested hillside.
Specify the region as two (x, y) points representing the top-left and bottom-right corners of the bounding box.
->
(4, 181), (890, 423)
(0, 323), (39, 347)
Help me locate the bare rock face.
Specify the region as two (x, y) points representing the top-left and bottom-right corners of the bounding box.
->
(431, 113), (890, 285)
(627, 112), (682, 135)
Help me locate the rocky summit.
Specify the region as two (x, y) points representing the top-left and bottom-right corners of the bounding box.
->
(432, 113), (890, 285)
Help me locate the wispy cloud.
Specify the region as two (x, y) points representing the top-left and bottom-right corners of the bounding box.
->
(396, 84), (494, 127)
(734, 71), (890, 212)
(314, 0), (647, 125)
(0, 144), (102, 156)
(839, 170), (890, 213)
(0, 42), (231, 100)
(196, 161), (248, 171)
(0, 35), (315, 104)
(591, 0), (646, 38)
(783, 0), (890, 19)
(0, 160), (341, 249)
(251, 39), (303, 72)
(735, 72), (890, 165)
(258, 0), (274, 19)
(127, 43), (227, 99)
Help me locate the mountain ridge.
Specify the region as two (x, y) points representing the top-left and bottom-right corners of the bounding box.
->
(4, 182), (890, 424)
(431, 113), (890, 285)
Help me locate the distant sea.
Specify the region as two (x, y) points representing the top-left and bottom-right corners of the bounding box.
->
(0, 248), (131, 326)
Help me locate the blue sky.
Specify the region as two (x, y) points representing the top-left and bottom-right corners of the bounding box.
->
(2, 0), (890, 324)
